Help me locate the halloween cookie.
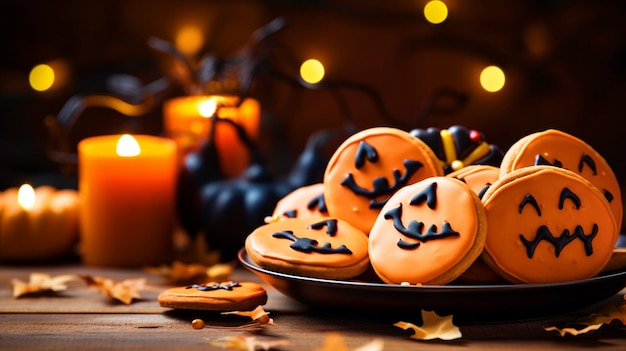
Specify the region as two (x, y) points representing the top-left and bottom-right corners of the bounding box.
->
(267, 183), (327, 222)
(158, 281), (267, 311)
(447, 164), (500, 200)
(324, 127), (443, 233)
(245, 217), (370, 280)
(368, 176), (487, 285)
(499, 129), (622, 227)
(410, 125), (504, 174)
(481, 166), (619, 284)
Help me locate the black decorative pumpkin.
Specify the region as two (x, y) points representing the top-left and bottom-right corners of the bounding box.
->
(176, 114), (336, 261)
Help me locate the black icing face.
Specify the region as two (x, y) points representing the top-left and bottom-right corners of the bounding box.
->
(382, 182), (460, 250)
(339, 140), (425, 209)
(271, 219), (352, 255)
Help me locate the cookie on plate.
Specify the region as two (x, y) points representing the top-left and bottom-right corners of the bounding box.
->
(245, 217), (370, 280)
(500, 129), (622, 227)
(368, 176), (487, 285)
(323, 127), (443, 233)
(158, 281), (267, 311)
(267, 183), (327, 221)
(481, 165), (619, 284)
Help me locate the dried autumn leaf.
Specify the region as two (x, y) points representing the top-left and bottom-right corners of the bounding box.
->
(222, 305), (274, 325)
(544, 299), (626, 336)
(145, 261), (233, 285)
(394, 310), (462, 341)
(82, 275), (146, 305)
(206, 335), (290, 351)
(12, 273), (80, 298)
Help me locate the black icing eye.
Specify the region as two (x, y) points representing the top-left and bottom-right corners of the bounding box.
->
(578, 153), (597, 175)
(559, 187), (581, 210)
(519, 194), (541, 216)
(409, 182), (438, 209)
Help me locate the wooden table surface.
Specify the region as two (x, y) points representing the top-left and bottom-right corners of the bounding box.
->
(1, 262), (625, 351)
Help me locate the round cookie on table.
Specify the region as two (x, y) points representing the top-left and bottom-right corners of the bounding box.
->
(266, 183), (327, 222)
(480, 165), (619, 284)
(410, 125), (504, 175)
(158, 281), (267, 311)
(245, 217), (370, 280)
(323, 127), (443, 234)
(499, 129), (622, 228)
(368, 176), (487, 285)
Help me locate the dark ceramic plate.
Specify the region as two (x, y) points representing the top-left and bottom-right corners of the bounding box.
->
(239, 247), (626, 323)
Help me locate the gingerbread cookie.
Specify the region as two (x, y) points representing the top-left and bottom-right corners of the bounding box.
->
(368, 176), (487, 285)
(323, 127), (443, 233)
(447, 164), (500, 200)
(158, 281), (267, 311)
(267, 183), (327, 221)
(410, 125), (503, 174)
(245, 217), (370, 280)
(481, 166), (619, 284)
(500, 129), (622, 227)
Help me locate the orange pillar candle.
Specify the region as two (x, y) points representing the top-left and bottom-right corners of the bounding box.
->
(163, 95), (260, 178)
(78, 134), (177, 267)
(0, 184), (79, 262)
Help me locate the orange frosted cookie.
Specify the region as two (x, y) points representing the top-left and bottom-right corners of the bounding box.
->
(268, 183), (327, 221)
(245, 217), (370, 280)
(368, 176), (487, 285)
(500, 129), (622, 227)
(323, 127), (443, 233)
(481, 166), (619, 284)
(158, 281), (267, 311)
(447, 164), (500, 199)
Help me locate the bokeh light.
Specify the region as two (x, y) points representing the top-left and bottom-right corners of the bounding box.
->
(424, 0), (448, 24)
(29, 64), (55, 92)
(300, 59), (325, 85)
(176, 25), (204, 56)
(480, 65), (506, 92)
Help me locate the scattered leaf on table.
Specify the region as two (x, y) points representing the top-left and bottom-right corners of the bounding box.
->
(544, 298), (626, 336)
(315, 333), (383, 351)
(206, 335), (290, 350)
(394, 310), (462, 341)
(145, 260), (233, 285)
(81, 275), (146, 304)
(12, 273), (80, 298)
(222, 305), (274, 325)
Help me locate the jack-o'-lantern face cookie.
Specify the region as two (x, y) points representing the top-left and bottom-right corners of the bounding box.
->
(158, 281), (267, 311)
(447, 165), (500, 199)
(324, 127), (443, 233)
(481, 166), (619, 284)
(368, 176), (487, 285)
(267, 183), (327, 221)
(244, 217), (369, 280)
(500, 129), (622, 228)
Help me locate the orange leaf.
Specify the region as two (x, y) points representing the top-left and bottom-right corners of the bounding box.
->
(394, 310), (462, 340)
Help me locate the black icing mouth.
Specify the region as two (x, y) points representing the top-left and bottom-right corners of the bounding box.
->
(519, 224), (598, 258)
(272, 230), (352, 254)
(341, 159), (423, 209)
(383, 203), (460, 250)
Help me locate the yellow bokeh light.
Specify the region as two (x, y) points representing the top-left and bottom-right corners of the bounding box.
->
(480, 65), (506, 93)
(300, 59), (325, 85)
(17, 184), (35, 211)
(199, 98), (217, 117)
(29, 64), (55, 92)
(176, 25), (204, 56)
(424, 0), (448, 24)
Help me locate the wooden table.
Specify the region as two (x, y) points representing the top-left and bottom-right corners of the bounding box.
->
(1, 262), (625, 351)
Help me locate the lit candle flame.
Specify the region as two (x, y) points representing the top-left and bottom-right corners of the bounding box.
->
(116, 134), (141, 157)
(199, 98), (217, 117)
(17, 184), (36, 211)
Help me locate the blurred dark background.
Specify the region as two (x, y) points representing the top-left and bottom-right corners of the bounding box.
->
(1, 0), (625, 227)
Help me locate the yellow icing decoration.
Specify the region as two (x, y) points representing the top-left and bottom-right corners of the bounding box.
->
(462, 141), (491, 166)
(440, 129), (457, 165)
(450, 160), (464, 171)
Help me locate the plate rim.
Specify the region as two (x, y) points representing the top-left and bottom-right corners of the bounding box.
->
(238, 248), (626, 293)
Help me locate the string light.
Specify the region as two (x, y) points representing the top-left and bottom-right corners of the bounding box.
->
(424, 0), (448, 24)
(176, 25), (204, 56)
(480, 65), (506, 92)
(300, 59), (325, 85)
(29, 64), (55, 92)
